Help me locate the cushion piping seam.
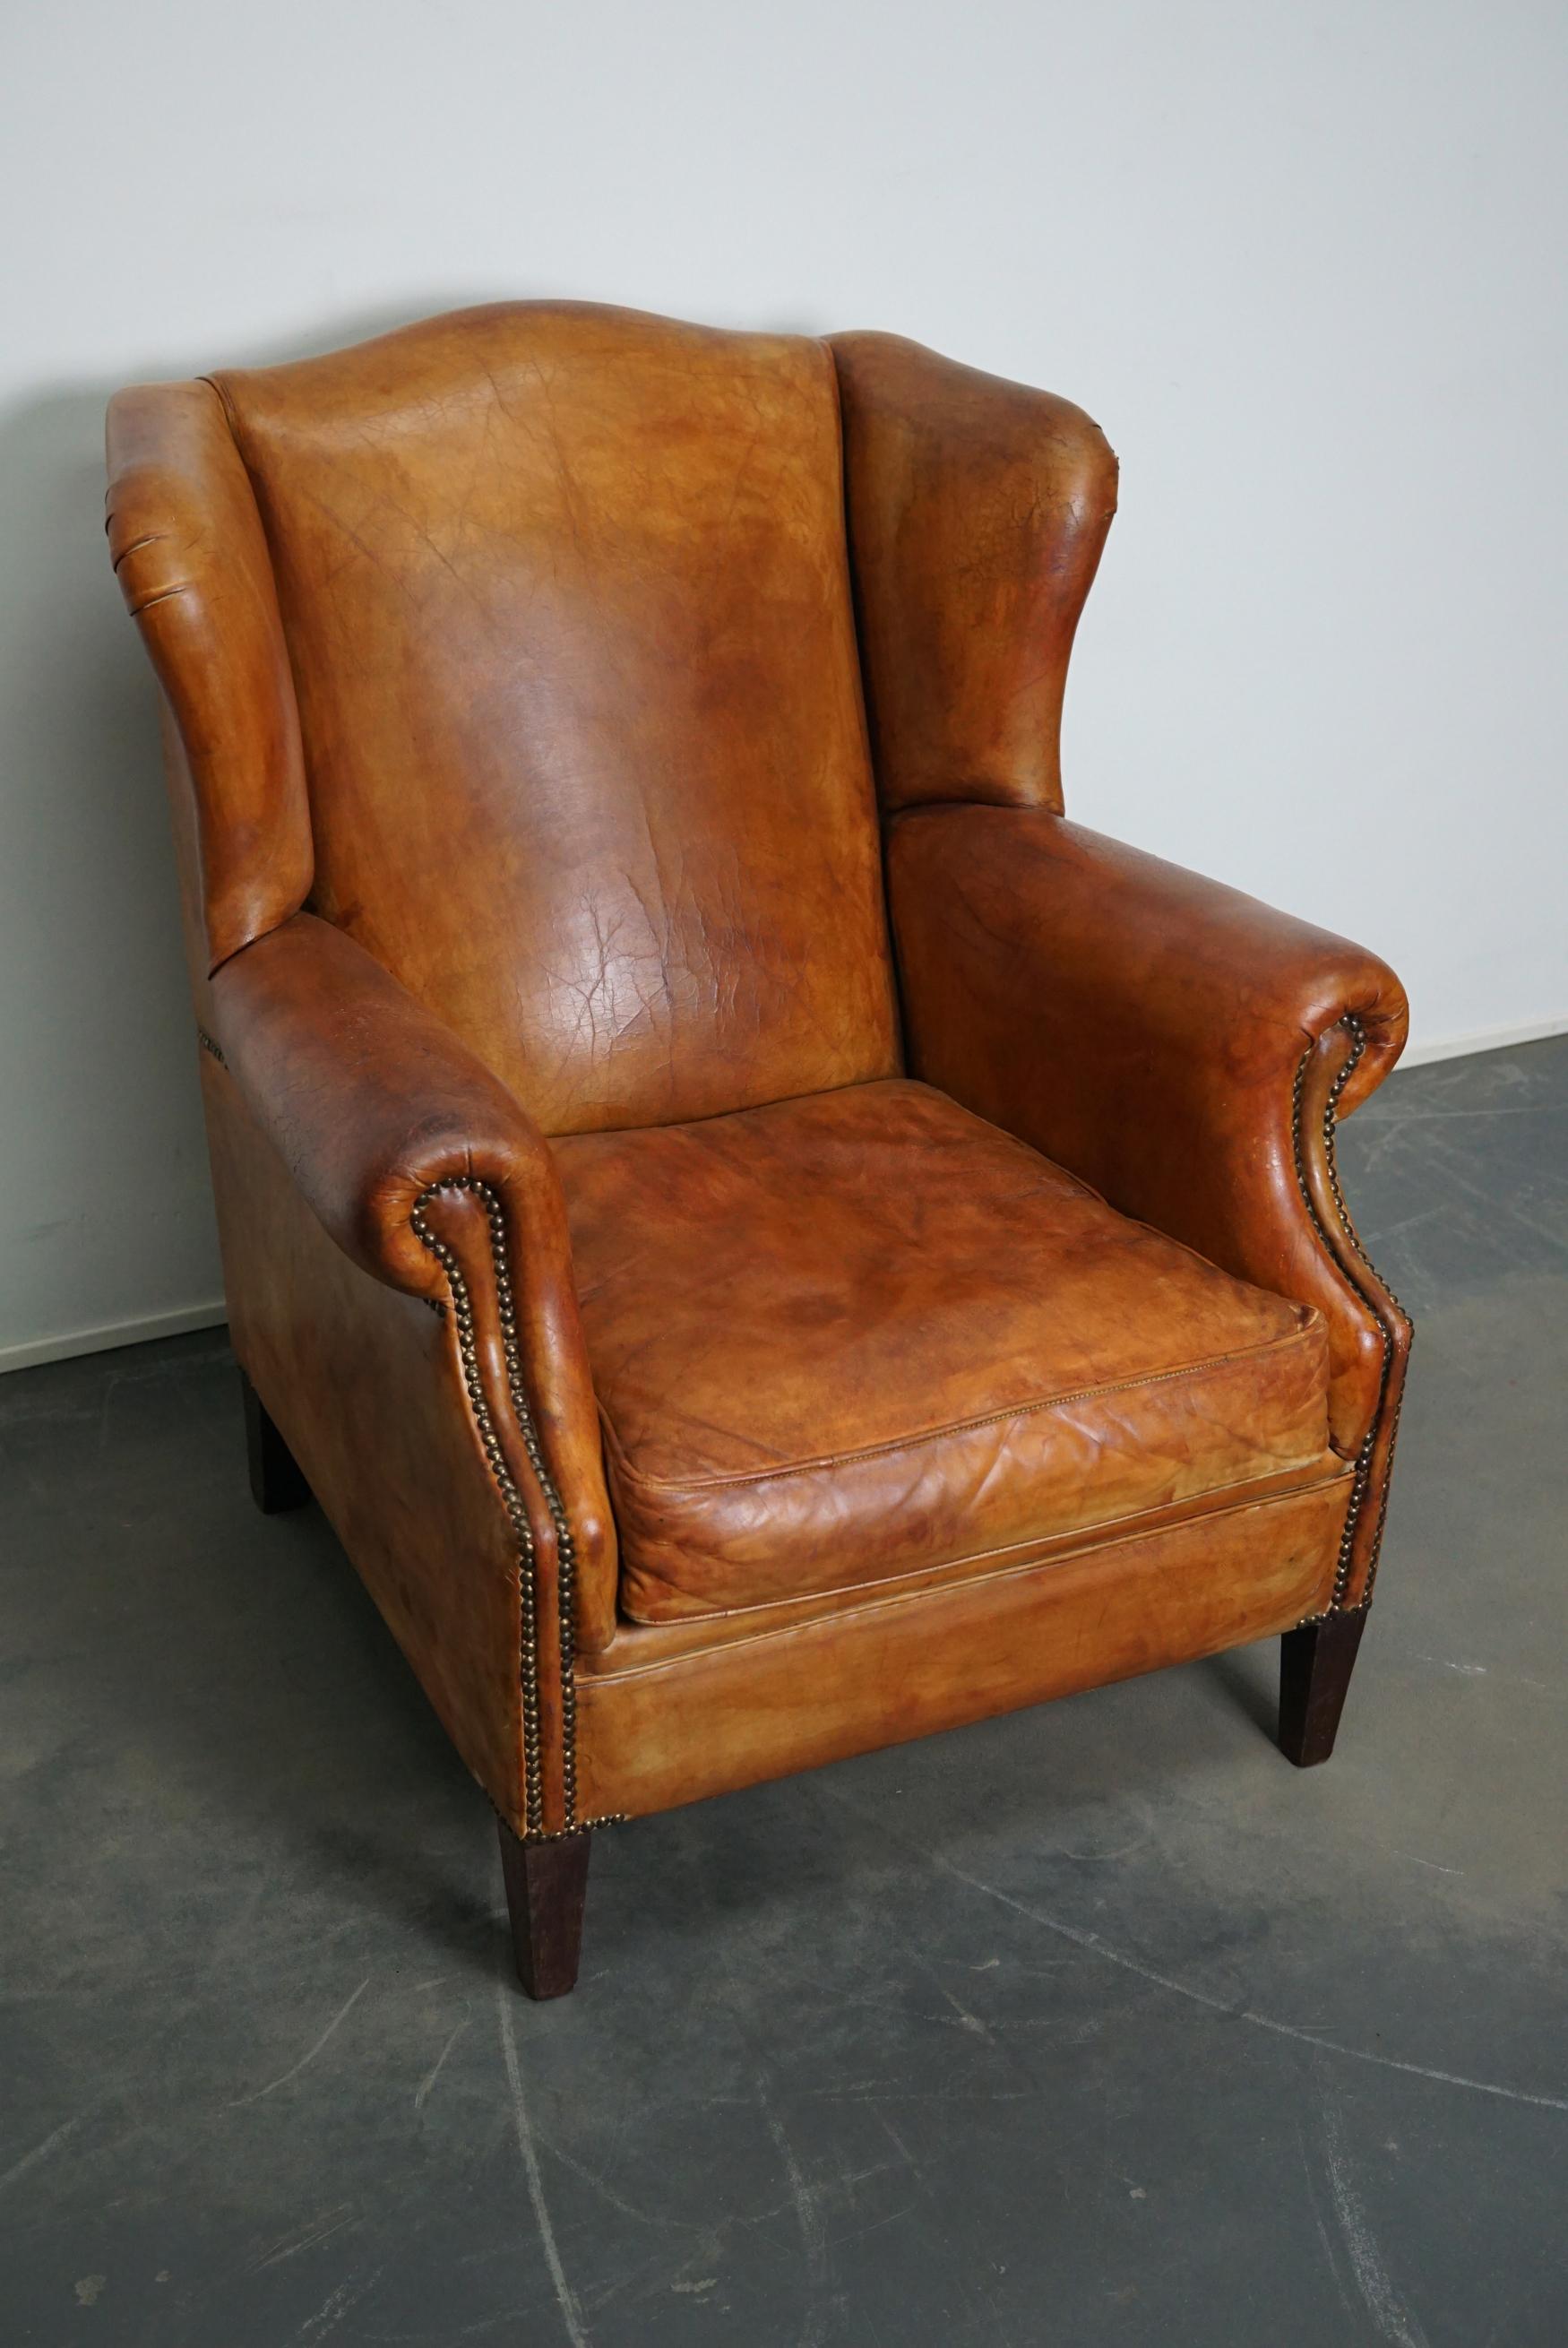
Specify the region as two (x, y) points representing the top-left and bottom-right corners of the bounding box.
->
(597, 1316), (1325, 1496)
(620, 1455), (1353, 1626)
(582, 1474), (1349, 1685)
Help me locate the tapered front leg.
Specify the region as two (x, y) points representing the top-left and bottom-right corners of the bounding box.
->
(240, 1368), (312, 1515)
(1279, 1608), (1368, 1767)
(498, 1823), (592, 1999)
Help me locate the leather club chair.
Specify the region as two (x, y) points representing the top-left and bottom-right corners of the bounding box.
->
(106, 303), (1411, 1998)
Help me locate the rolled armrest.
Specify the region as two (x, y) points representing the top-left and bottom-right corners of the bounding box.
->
(212, 911), (568, 1298)
(210, 911), (616, 1656)
(889, 806), (1412, 1605)
(891, 805), (1406, 1123)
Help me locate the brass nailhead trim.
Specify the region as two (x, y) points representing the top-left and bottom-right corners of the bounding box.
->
(1290, 1016), (1411, 1610)
(410, 1175), (625, 1844)
(200, 1015), (615, 1837)
(1293, 1598), (1372, 1631)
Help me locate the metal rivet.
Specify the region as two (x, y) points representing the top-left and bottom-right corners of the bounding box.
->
(410, 1173), (623, 1844)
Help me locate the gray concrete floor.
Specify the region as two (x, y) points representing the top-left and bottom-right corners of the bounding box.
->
(3, 1038), (1565, 2347)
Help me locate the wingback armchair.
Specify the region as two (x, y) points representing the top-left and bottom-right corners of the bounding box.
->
(106, 303), (1411, 1998)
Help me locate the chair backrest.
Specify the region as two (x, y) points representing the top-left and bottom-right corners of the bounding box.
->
(205, 304), (901, 1135)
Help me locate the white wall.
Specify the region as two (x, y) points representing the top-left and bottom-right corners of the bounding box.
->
(3, 0), (1564, 1368)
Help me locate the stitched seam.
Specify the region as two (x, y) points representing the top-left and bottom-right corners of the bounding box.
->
(1290, 1017), (1411, 1610)
(582, 1477), (1348, 1687)
(622, 1458), (1354, 1626)
(410, 1175), (625, 1842)
(823, 339), (906, 1074)
(128, 583), (192, 617)
(600, 1318), (1324, 1496)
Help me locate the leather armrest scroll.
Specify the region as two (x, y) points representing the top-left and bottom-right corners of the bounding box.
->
(210, 912), (617, 1666)
(889, 806), (1412, 1607)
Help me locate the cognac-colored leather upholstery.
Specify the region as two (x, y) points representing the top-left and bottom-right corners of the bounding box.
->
(106, 301), (1410, 1877)
(887, 807), (1412, 1601)
(205, 306), (899, 1135)
(831, 331), (1117, 816)
(209, 907), (619, 1634)
(556, 1080), (1332, 1621)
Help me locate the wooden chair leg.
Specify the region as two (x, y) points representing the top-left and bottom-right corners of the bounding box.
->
(1279, 1608), (1367, 1767)
(498, 1823), (592, 1999)
(240, 1368), (312, 1515)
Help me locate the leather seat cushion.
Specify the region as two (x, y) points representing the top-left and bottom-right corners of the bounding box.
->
(554, 1080), (1333, 1622)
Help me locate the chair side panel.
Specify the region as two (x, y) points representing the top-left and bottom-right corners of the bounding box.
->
(200, 1056), (532, 1831)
